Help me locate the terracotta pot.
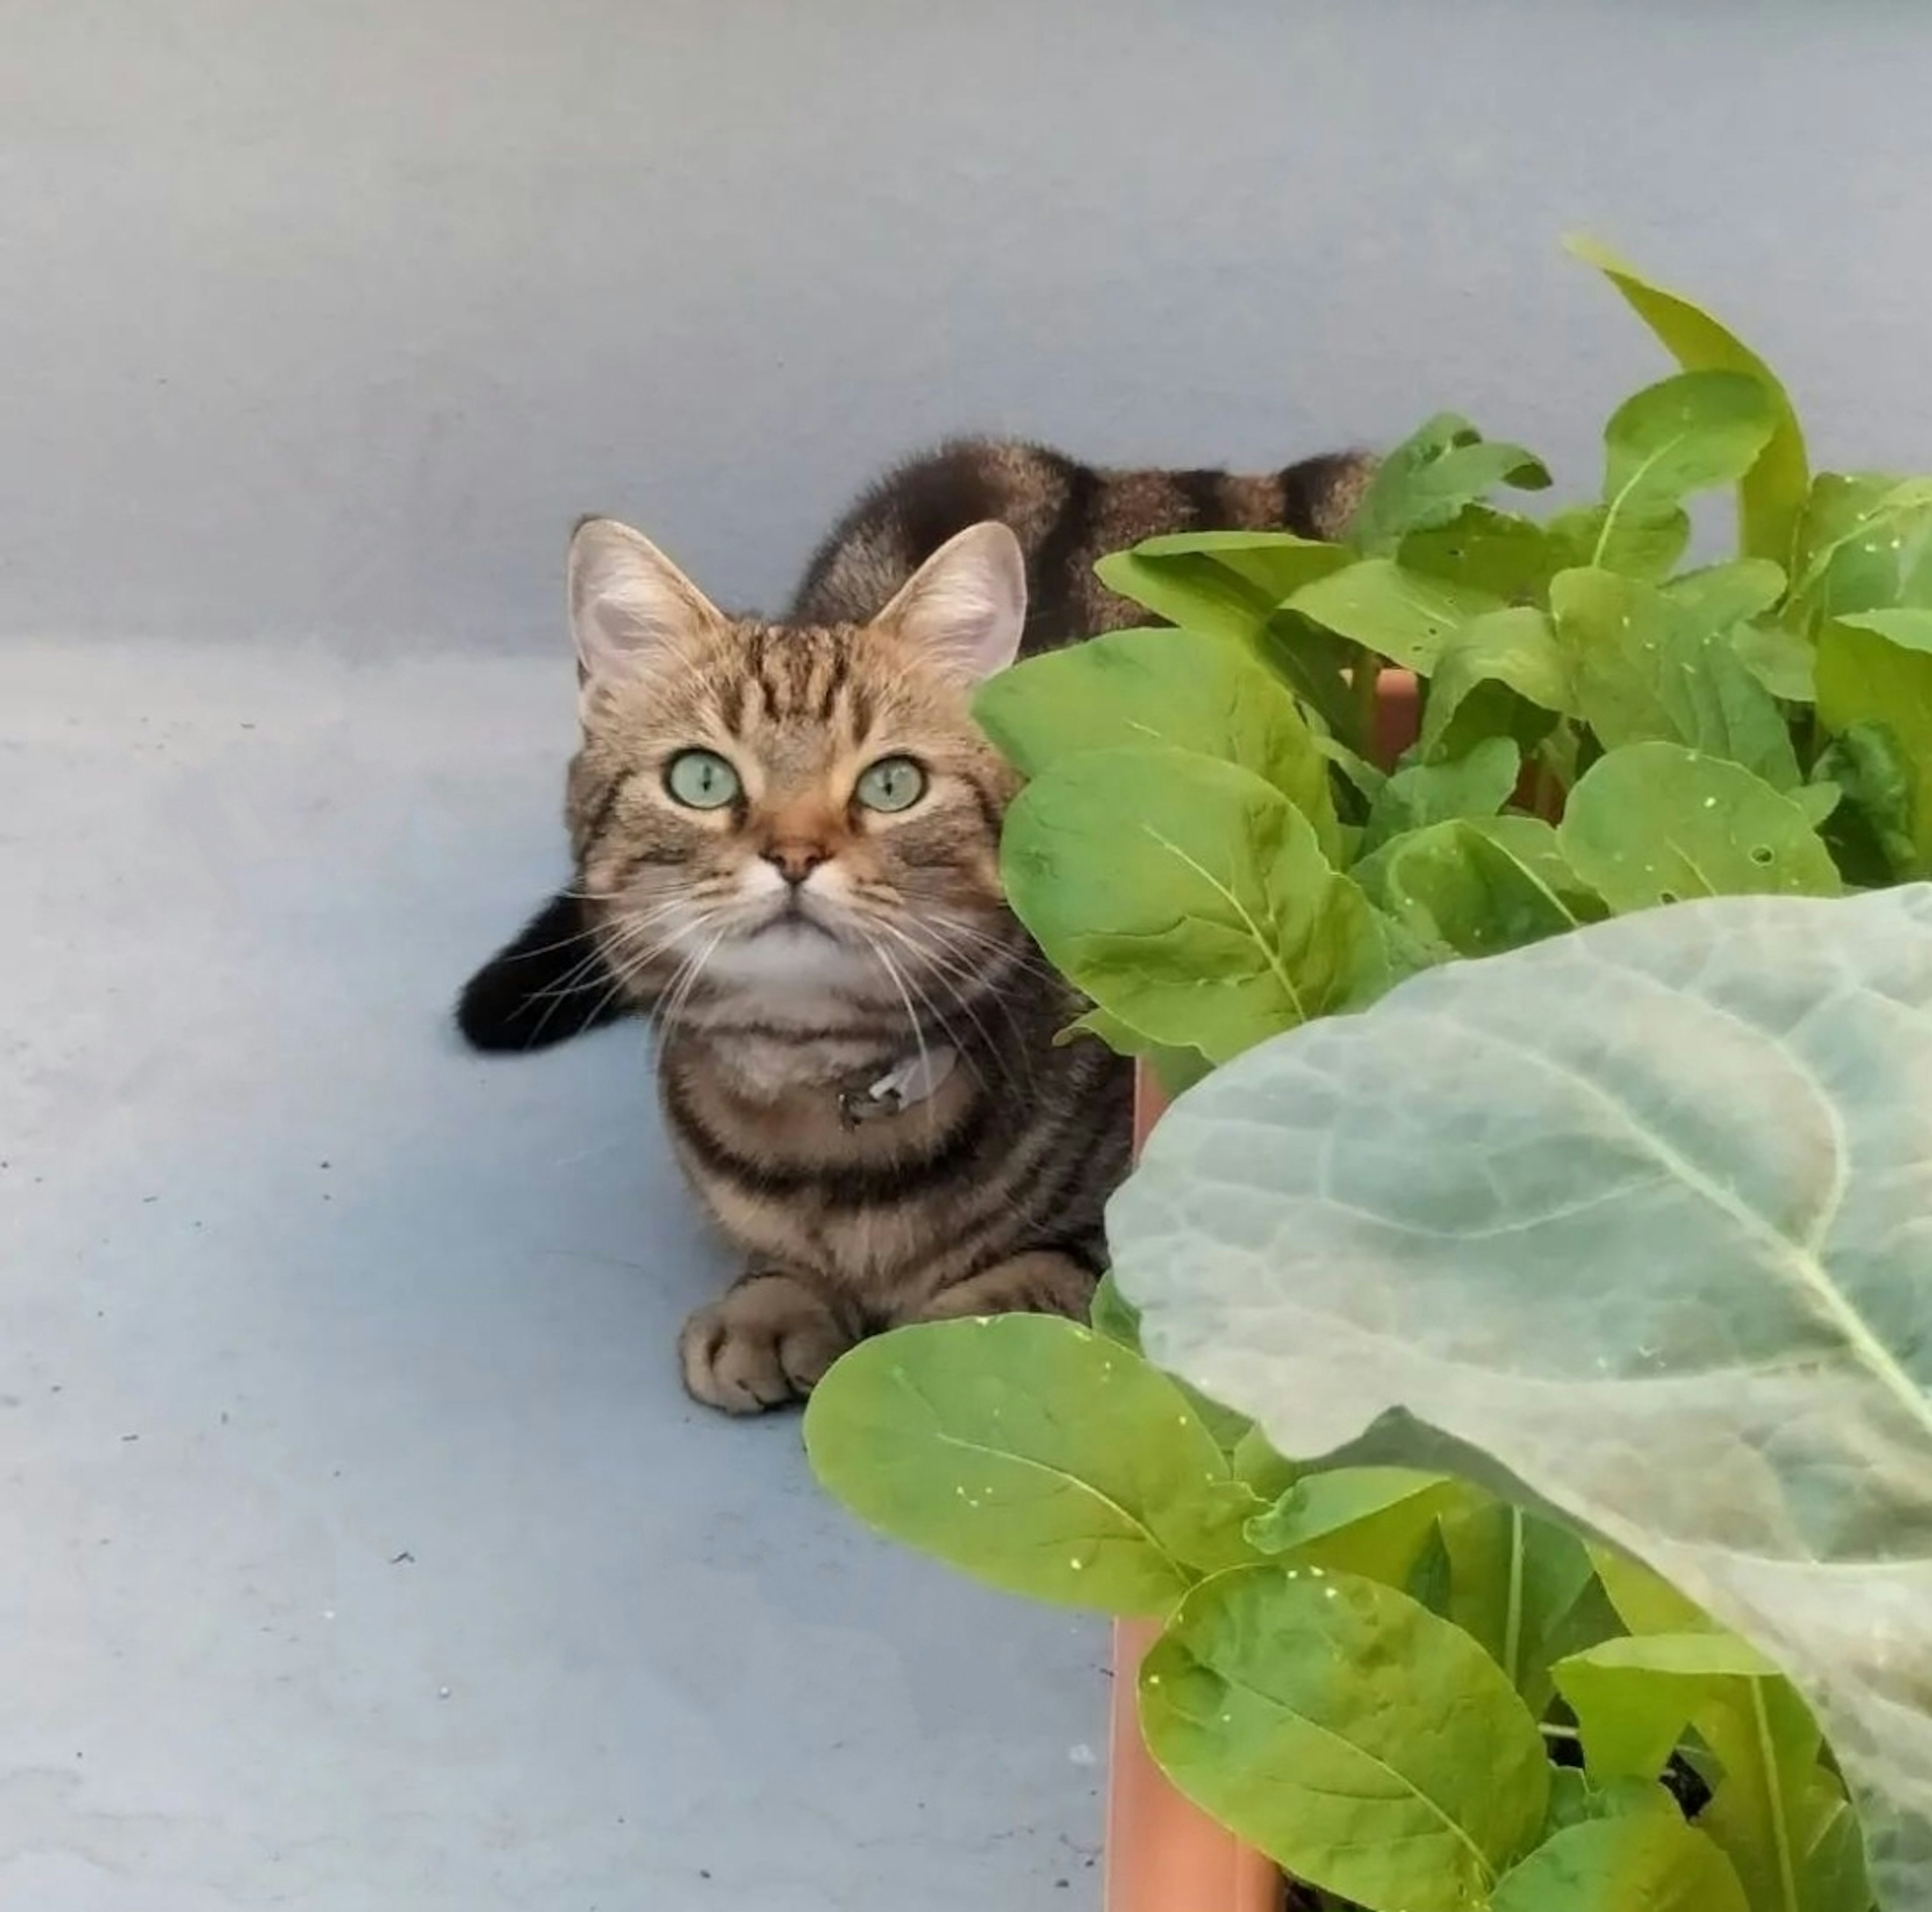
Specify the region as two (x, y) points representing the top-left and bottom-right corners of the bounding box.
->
(1102, 671), (1421, 1912)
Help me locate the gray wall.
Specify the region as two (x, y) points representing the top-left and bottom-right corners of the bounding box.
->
(6, 0), (1930, 654)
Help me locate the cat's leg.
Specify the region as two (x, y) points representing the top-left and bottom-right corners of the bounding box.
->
(909, 1250), (1098, 1324)
(454, 887), (637, 1053)
(678, 1269), (858, 1415)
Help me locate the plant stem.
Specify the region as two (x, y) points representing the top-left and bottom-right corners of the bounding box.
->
(1353, 648), (1383, 760)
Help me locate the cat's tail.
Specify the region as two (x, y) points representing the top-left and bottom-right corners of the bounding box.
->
(453, 888), (632, 1053)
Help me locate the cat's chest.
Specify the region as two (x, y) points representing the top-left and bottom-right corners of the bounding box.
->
(661, 1044), (990, 1291)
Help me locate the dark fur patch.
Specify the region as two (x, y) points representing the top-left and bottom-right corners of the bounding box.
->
(1278, 451), (1367, 538)
(455, 889), (633, 1052)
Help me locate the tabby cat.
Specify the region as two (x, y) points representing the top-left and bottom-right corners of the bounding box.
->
(456, 437), (1371, 1412)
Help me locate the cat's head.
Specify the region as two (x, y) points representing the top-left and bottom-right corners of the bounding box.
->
(462, 516), (1028, 1043)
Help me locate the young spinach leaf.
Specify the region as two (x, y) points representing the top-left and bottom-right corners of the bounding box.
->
(1557, 742), (1840, 910)
(1001, 747), (1385, 1062)
(802, 1316), (1261, 1613)
(1142, 1566), (1550, 1912)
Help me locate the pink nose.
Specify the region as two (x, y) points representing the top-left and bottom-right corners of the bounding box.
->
(763, 842), (829, 886)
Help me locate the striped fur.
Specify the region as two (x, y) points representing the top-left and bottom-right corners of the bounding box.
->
(792, 437), (1373, 639)
(453, 438), (1371, 1411)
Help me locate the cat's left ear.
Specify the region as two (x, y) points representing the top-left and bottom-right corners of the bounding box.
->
(874, 521), (1027, 684)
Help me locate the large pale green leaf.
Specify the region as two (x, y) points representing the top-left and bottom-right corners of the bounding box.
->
(1591, 371), (1777, 573)
(1142, 1566), (1549, 1911)
(1551, 568), (1800, 788)
(972, 625), (1341, 857)
(1568, 236), (1809, 565)
(1558, 742), (1840, 912)
(1350, 412), (1552, 556)
(1111, 885), (1932, 1903)
(1817, 616), (1932, 874)
(1491, 1809), (1751, 1912)
(1288, 558), (1504, 674)
(1001, 746), (1384, 1063)
(802, 1317), (1260, 1614)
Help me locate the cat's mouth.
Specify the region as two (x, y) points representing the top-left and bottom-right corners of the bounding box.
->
(745, 895), (842, 943)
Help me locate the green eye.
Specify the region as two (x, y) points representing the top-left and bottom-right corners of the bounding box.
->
(664, 749), (741, 809)
(855, 756), (927, 813)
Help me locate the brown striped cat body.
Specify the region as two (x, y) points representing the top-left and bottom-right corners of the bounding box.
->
(455, 437), (1371, 1412)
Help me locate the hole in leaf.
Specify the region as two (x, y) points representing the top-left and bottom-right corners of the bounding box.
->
(1658, 889), (1680, 904)
(1748, 845), (1775, 866)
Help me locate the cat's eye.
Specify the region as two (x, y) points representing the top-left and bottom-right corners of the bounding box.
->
(854, 756), (927, 813)
(664, 749), (741, 809)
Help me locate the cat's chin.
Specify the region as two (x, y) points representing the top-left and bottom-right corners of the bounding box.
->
(704, 918), (877, 992)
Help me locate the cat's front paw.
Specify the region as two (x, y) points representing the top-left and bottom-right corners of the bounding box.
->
(678, 1273), (852, 1415)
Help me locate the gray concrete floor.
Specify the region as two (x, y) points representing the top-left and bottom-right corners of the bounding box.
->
(1, 639), (1105, 1911)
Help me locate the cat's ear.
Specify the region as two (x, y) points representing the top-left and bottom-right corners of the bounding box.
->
(874, 521), (1028, 684)
(568, 517), (723, 690)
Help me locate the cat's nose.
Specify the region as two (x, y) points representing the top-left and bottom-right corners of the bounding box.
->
(762, 842), (829, 887)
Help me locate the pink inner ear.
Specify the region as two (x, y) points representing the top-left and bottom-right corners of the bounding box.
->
(890, 524), (1028, 684)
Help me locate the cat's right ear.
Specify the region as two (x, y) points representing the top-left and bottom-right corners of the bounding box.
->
(569, 518), (723, 698)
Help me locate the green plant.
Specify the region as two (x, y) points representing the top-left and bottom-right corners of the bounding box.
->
(806, 247), (1932, 1910)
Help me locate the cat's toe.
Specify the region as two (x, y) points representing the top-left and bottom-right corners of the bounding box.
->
(677, 1278), (849, 1415)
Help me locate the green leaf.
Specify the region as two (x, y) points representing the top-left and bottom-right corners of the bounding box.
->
(1419, 1501), (1600, 1718)
(1400, 505), (1563, 601)
(1551, 567), (1801, 788)
(1001, 747), (1385, 1064)
(1356, 815), (1601, 960)
(1289, 558), (1504, 674)
(1568, 236), (1809, 565)
(1790, 473), (1932, 623)
(1111, 884), (1932, 1903)
(1142, 1566), (1550, 1912)
(1588, 1545), (1717, 1636)
(1812, 721), (1918, 884)
(1351, 412), (1552, 556)
(1361, 735), (1520, 852)
(1056, 1005), (1212, 1096)
(1558, 742), (1841, 911)
(1093, 534), (1350, 644)
(1555, 1631), (1788, 1778)
(1734, 623), (1819, 703)
(1550, 501), (1691, 584)
(1592, 371), (1777, 571)
(1492, 1811), (1752, 1912)
(1665, 557), (1789, 629)
(1419, 606), (1572, 762)
(1125, 527), (1357, 601)
(1541, 1773), (1683, 1837)
(1245, 1466), (1469, 1582)
(1557, 1633), (1833, 1912)
(1090, 1269), (1142, 1352)
(802, 1317), (1259, 1614)
(973, 626), (1341, 859)
(1817, 615), (1932, 876)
